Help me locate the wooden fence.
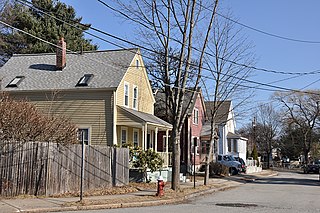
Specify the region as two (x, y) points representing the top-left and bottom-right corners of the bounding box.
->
(0, 142), (129, 197)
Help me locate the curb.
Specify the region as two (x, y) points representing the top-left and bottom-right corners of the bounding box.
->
(22, 182), (243, 212)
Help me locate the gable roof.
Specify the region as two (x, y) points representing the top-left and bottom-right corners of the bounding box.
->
(154, 87), (205, 122)
(201, 101), (233, 137)
(205, 100), (232, 124)
(0, 48), (138, 91)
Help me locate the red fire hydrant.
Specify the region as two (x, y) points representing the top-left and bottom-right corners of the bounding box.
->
(156, 176), (165, 197)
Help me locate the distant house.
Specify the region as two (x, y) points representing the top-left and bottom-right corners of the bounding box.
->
(0, 38), (172, 163)
(154, 88), (207, 172)
(201, 101), (247, 161)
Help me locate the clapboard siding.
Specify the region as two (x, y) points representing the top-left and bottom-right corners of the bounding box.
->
(116, 53), (155, 114)
(10, 90), (114, 145)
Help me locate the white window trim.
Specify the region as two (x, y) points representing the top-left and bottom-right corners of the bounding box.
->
(193, 108), (199, 125)
(77, 126), (91, 145)
(124, 82), (129, 107)
(191, 136), (199, 155)
(121, 127), (128, 145)
(133, 85), (138, 110)
(133, 129), (139, 147)
(163, 135), (170, 151)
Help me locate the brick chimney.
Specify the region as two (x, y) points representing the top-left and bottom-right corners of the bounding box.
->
(56, 38), (66, 70)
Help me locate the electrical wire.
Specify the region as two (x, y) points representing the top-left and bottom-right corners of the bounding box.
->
(96, 0), (320, 76)
(3, 1), (320, 97)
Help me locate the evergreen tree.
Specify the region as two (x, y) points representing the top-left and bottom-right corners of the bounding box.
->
(0, 0), (97, 65)
(252, 144), (259, 166)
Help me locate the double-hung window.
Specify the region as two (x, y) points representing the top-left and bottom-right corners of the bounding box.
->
(233, 139), (238, 152)
(193, 108), (199, 125)
(121, 127), (128, 145)
(77, 128), (90, 145)
(133, 86), (138, 109)
(133, 129), (139, 147)
(124, 82), (129, 107)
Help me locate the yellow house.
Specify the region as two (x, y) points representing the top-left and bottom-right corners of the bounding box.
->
(0, 39), (172, 160)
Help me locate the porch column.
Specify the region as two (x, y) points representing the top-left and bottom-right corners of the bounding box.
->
(166, 129), (169, 166)
(154, 127), (158, 152)
(144, 123), (148, 151)
(142, 126), (145, 150)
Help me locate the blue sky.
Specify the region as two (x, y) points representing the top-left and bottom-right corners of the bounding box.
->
(60, 0), (320, 126)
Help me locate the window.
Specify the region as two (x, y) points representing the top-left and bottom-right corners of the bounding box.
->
(136, 59), (139, 68)
(124, 82), (129, 107)
(191, 137), (199, 155)
(201, 141), (210, 154)
(133, 86), (138, 109)
(121, 127), (128, 145)
(76, 74), (93, 86)
(77, 128), (90, 145)
(133, 129), (139, 147)
(6, 76), (25, 88)
(233, 139), (238, 152)
(228, 139), (232, 152)
(163, 135), (171, 151)
(193, 108), (199, 125)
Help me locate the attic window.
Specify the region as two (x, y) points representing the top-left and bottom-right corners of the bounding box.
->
(76, 74), (93, 87)
(6, 76), (25, 88)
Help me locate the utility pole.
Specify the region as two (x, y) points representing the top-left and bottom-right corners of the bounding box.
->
(252, 116), (256, 151)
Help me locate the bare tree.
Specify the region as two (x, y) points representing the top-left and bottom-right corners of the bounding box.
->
(108, 0), (219, 190)
(202, 12), (255, 184)
(255, 103), (280, 168)
(274, 90), (320, 164)
(0, 93), (77, 153)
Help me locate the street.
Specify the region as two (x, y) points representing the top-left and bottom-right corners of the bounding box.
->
(65, 171), (320, 213)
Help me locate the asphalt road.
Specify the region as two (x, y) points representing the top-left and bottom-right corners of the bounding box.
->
(64, 171), (320, 213)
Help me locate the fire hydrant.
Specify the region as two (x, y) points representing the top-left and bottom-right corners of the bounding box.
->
(156, 176), (165, 197)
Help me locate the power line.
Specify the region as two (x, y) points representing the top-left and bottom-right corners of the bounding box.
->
(4, 2), (320, 96)
(1, 19), (318, 129)
(215, 11), (320, 44)
(96, 0), (320, 76)
(17, 0), (320, 81)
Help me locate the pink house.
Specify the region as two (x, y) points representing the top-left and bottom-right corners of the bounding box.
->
(155, 88), (207, 173)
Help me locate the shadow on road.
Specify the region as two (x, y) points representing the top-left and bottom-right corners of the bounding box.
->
(253, 176), (320, 187)
(228, 170), (320, 187)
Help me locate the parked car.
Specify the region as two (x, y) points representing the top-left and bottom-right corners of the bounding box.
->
(303, 159), (320, 174)
(217, 154), (242, 175)
(234, 157), (247, 173)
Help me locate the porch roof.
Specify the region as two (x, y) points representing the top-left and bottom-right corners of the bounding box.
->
(227, 132), (248, 140)
(117, 106), (172, 130)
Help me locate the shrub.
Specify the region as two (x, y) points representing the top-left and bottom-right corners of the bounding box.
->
(128, 146), (164, 182)
(0, 93), (77, 149)
(209, 162), (230, 176)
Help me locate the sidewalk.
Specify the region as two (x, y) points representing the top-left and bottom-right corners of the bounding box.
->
(0, 170), (277, 213)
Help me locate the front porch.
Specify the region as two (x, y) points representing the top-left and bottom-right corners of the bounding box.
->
(116, 106), (172, 167)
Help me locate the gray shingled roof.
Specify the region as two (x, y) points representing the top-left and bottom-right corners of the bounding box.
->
(0, 49), (138, 91)
(205, 101), (231, 124)
(118, 106), (172, 128)
(201, 101), (232, 137)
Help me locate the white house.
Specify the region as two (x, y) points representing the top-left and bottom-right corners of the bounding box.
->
(201, 101), (247, 161)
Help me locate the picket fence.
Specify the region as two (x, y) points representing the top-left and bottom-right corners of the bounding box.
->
(0, 142), (129, 197)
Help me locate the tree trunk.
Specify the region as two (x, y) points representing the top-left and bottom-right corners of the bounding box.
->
(204, 137), (214, 185)
(266, 151), (270, 169)
(204, 120), (216, 185)
(171, 130), (180, 190)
